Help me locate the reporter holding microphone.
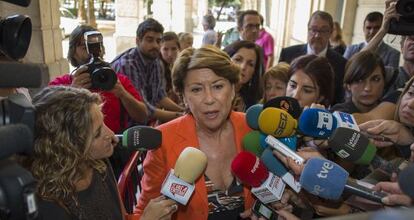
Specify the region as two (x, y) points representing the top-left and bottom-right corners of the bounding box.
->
(134, 46), (255, 219)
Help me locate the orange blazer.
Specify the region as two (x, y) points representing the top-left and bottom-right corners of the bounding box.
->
(132, 111), (254, 220)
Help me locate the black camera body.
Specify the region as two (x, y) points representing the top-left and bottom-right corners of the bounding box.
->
(84, 31), (117, 91)
(389, 0), (414, 35)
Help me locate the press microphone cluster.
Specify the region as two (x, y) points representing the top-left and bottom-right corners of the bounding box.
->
(244, 98), (302, 193)
(115, 125), (162, 151)
(161, 147), (207, 205)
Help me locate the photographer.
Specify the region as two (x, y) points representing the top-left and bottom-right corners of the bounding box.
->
(49, 25), (148, 134)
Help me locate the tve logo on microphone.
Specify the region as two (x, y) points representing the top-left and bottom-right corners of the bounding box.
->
(312, 161), (334, 195)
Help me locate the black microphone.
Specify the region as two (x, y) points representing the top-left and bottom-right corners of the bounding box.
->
(115, 126), (162, 151)
(0, 62), (43, 88)
(263, 96), (302, 119)
(0, 124), (33, 159)
(328, 127), (402, 176)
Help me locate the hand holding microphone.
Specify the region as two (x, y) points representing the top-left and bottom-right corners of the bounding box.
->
(160, 147), (207, 205)
(328, 127), (407, 176)
(359, 119), (414, 147)
(140, 195), (178, 220)
(373, 182), (412, 206)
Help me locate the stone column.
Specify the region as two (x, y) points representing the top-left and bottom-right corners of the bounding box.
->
(114, 0), (144, 55)
(171, 0), (193, 33)
(0, 0), (69, 84)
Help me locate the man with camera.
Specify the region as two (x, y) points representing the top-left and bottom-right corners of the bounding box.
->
(362, 0), (414, 96)
(111, 18), (184, 123)
(49, 25), (148, 134)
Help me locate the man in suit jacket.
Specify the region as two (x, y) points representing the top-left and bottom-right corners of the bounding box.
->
(279, 11), (346, 104)
(344, 11), (400, 69)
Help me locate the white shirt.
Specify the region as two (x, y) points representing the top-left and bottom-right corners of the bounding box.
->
(307, 44), (328, 57)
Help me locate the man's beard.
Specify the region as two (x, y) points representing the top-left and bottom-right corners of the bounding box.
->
(141, 48), (159, 60)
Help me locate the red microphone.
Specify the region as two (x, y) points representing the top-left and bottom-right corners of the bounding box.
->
(231, 152), (285, 204)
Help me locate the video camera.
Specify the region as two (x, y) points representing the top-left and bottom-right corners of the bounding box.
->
(0, 0), (40, 219)
(389, 0), (414, 35)
(83, 30), (117, 91)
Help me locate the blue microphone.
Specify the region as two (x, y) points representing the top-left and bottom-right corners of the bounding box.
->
(300, 158), (387, 203)
(245, 104), (263, 130)
(278, 136), (297, 151)
(298, 108), (338, 138)
(261, 148), (301, 192)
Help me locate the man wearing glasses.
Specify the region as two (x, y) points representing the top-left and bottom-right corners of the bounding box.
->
(237, 10), (261, 42)
(279, 10), (346, 104)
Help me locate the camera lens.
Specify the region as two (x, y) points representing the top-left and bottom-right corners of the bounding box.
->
(405, 2), (414, 14)
(91, 67), (117, 91)
(397, 0), (414, 17)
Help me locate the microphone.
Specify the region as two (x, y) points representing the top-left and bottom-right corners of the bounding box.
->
(231, 152), (285, 203)
(265, 135), (304, 165)
(0, 63), (43, 88)
(298, 108), (337, 139)
(242, 134), (301, 192)
(245, 104), (263, 130)
(160, 147), (207, 205)
(263, 96), (302, 119)
(328, 127), (400, 175)
(261, 148), (301, 192)
(243, 130), (266, 156)
(332, 111), (359, 131)
(0, 124), (33, 159)
(300, 157), (387, 203)
(398, 164), (414, 199)
(258, 107), (297, 138)
(277, 136), (298, 151)
(299, 108), (360, 139)
(115, 126), (162, 151)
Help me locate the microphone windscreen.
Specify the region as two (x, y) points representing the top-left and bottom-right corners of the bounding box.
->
(258, 107), (297, 138)
(0, 63), (43, 88)
(245, 104), (263, 130)
(122, 126), (162, 150)
(0, 124), (33, 159)
(298, 108), (337, 138)
(261, 148), (288, 177)
(263, 96), (302, 119)
(328, 127), (376, 165)
(278, 136), (297, 151)
(231, 151), (269, 187)
(398, 164), (414, 199)
(174, 147), (207, 183)
(300, 158), (349, 200)
(243, 131), (264, 156)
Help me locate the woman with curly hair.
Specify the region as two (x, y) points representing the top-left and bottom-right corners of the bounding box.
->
(31, 86), (177, 220)
(30, 86), (122, 219)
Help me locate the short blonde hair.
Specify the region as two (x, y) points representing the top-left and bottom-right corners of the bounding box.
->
(172, 45), (240, 95)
